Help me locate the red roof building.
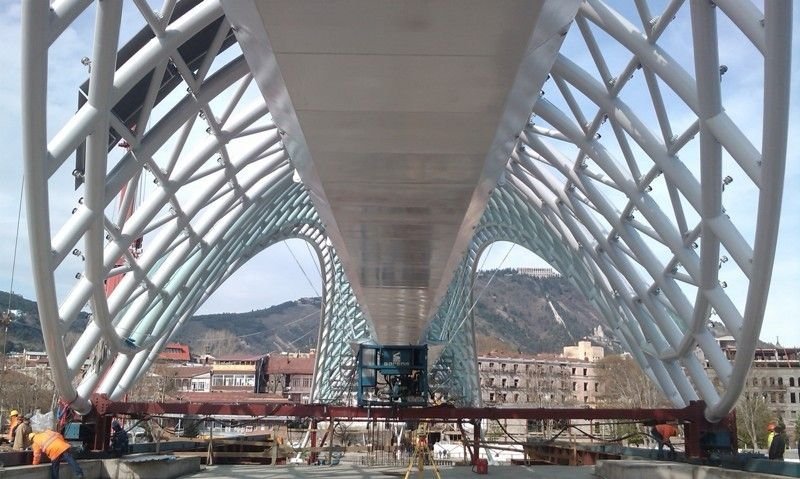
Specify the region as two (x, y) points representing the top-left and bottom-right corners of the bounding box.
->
(259, 353), (316, 403)
(158, 343), (191, 363)
(265, 355), (315, 375)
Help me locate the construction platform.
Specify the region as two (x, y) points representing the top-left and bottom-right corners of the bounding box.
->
(1, 460), (798, 478)
(181, 462), (799, 479)
(185, 464), (596, 478)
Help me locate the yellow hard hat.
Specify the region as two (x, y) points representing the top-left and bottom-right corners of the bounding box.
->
(28, 432), (36, 441)
(9, 410), (18, 417)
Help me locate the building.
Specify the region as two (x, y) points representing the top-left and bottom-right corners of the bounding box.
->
(157, 343), (191, 363)
(514, 267), (561, 278)
(477, 342), (605, 442)
(147, 350), (317, 402)
(478, 341), (604, 407)
(167, 366), (212, 393)
(5, 350), (50, 369)
(563, 340), (605, 363)
(705, 339), (800, 436)
(479, 355), (570, 406)
(208, 354), (266, 391)
(259, 352), (315, 403)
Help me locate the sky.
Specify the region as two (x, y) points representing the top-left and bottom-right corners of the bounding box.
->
(0, 1), (798, 347)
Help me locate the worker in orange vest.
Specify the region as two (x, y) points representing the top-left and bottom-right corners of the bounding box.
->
(651, 423), (678, 459)
(30, 430), (84, 479)
(6, 410), (20, 442)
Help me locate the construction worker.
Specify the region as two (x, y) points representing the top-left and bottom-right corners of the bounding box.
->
(110, 420), (129, 456)
(6, 410), (20, 442)
(12, 414), (32, 450)
(768, 424), (787, 460)
(651, 423), (677, 459)
(30, 430), (85, 479)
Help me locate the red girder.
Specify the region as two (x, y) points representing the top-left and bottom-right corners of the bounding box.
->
(92, 394), (705, 422)
(89, 396), (734, 459)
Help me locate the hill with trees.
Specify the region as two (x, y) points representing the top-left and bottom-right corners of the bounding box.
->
(1, 271), (618, 356)
(167, 269), (617, 356)
(170, 269), (617, 356)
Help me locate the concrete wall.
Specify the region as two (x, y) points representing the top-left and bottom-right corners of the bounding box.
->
(0, 460), (103, 479)
(595, 460), (796, 479)
(0, 456), (200, 479)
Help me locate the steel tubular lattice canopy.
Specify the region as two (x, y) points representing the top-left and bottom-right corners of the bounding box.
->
(20, 0), (791, 421)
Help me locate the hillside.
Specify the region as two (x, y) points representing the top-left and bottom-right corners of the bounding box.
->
(172, 270), (616, 356)
(0, 291), (91, 352)
(472, 269), (614, 355)
(172, 297), (322, 356)
(1, 272), (624, 355)
(0, 290), (44, 352)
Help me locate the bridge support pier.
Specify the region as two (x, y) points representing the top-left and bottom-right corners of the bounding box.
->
(91, 414), (111, 453)
(683, 402), (737, 460)
(309, 418), (318, 465)
(473, 419), (481, 465)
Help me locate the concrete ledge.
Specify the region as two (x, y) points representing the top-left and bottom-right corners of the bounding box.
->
(0, 456), (200, 479)
(0, 460), (103, 479)
(595, 460), (791, 479)
(102, 455), (200, 479)
(745, 459), (800, 476)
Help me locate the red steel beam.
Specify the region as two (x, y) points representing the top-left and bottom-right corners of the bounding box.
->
(90, 396), (735, 459)
(92, 394), (705, 422)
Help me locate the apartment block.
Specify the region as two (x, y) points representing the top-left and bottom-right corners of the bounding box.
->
(478, 341), (604, 407)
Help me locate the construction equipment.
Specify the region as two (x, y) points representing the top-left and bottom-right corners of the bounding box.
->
(357, 344), (428, 407)
(404, 422), (440, 479)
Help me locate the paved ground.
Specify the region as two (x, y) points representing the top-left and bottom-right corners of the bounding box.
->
(184, 464), (597, 478)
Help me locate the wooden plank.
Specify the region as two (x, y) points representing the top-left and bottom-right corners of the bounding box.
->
(213, 452), (266, 458)
(306, 446), (346, 453)
(185, 439), (275, 447)
(214, 440), (274, 447)
(174, 451), (275, 458)
(172, 452), (213, 457)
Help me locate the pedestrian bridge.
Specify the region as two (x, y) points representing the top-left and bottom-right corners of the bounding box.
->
(20, 0), (792, 421)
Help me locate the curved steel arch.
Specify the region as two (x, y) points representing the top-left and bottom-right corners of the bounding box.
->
(21, 0), (790, 421)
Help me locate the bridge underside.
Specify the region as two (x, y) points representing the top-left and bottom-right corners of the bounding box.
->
(20, 0), (791, 421)
(224, 0), (576, 346)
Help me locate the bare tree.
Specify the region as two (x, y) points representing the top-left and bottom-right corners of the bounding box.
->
(524, 362), (574, 407)
(735, 390), (772, 449)
(126, 363), (177, 402)
(0, 368), (55, 415)
(595, 355), (667, 408)
(595, 355), (668, 445)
